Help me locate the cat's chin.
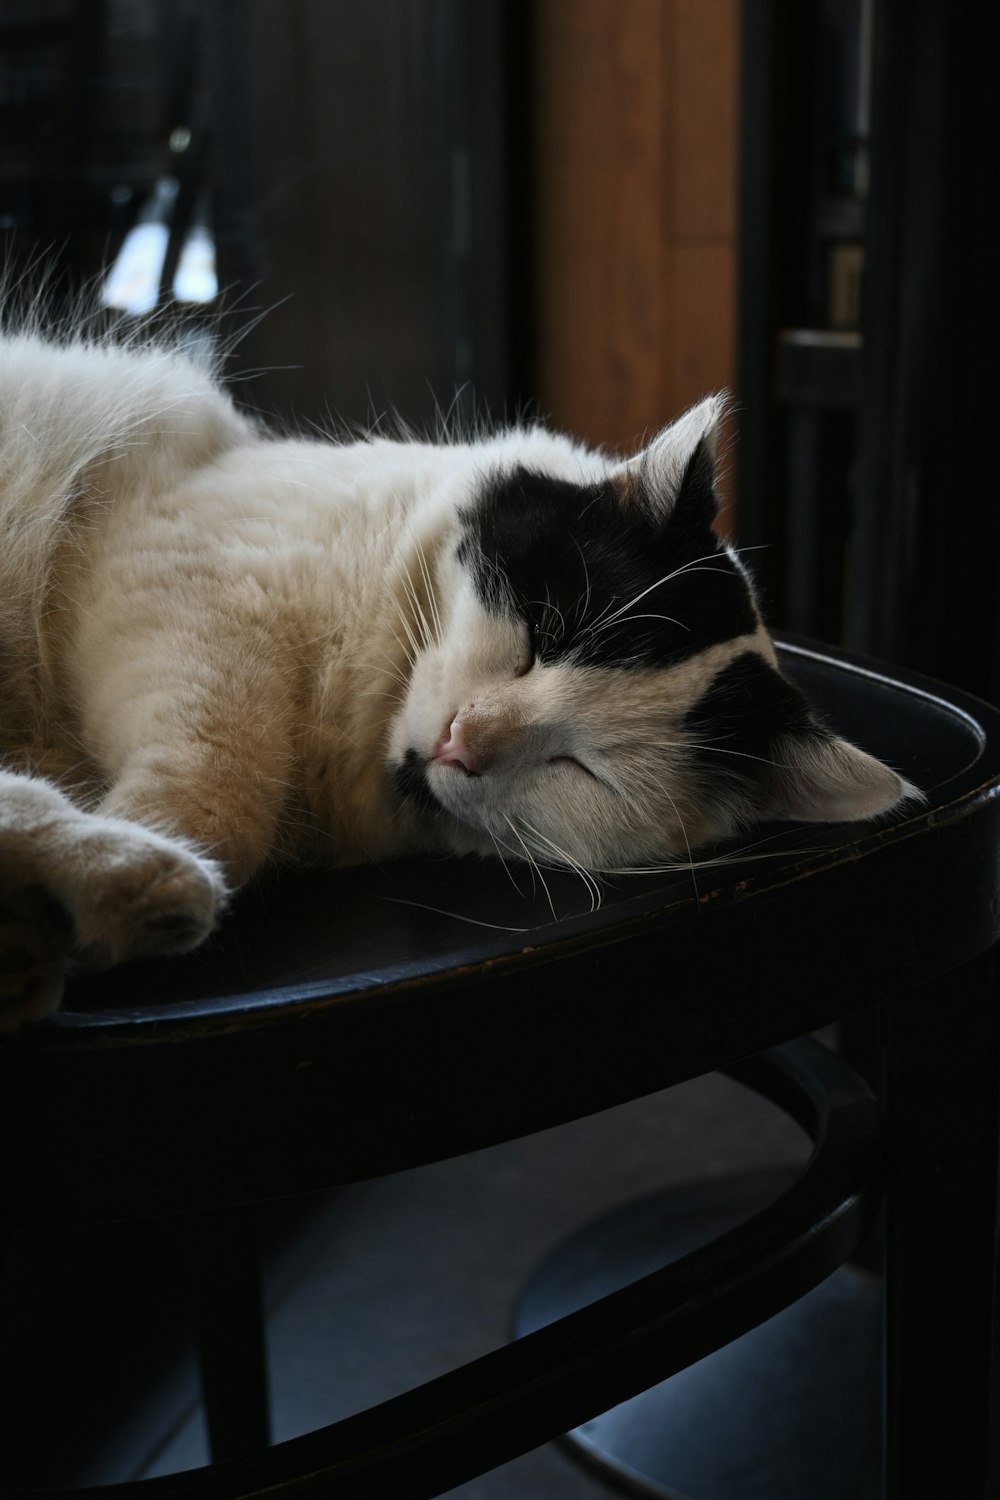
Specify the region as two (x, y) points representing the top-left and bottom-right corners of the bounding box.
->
(393, 747), (442, 815)
(391, 749), (493, 858)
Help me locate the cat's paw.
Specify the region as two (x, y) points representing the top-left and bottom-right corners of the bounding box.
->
(67, 820), (230, 969)
(1, 773), (232, 1029)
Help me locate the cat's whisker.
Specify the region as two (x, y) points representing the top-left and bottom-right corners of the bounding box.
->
(490, 823), (576, 886)
(501, 814), (559, 922)
(599, 835), (827, 877)
(731, 543), (771, 559)
(650, 733), (793, 774)
(576, 592), (618, 635)
(517, 818), (603, 914)
(396, 550), (439, 654)
(486, 830), (530, 900)
(381, 896), (533, 934)
(367, 655), (410, 693)
(387, 632), (416, 679)
(597, 768), (649, 822)
(657, 783), (701, 901)
(474, 548), (514, 613)
(388, 602), (420, 666)
(412, 535), (442, 643)
(580, 568), (695, 642)
(569, 538), (594, 626)
(665, 564), (744, 586)
(588, 610), (689, 638)
(362, 665), (409, 700)
(522, 590), (567, 649)
(542, 584), (565, 642)
(393, 561), (426, 650)
(577, 550), (746, 649)
(498, 814), (541, 900)
(407, 561), (434, 648)
(659, 549), (739, 585)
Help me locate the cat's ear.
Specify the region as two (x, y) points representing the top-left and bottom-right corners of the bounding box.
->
(759, 731), (921, 824)
(611, 393), (726, 526)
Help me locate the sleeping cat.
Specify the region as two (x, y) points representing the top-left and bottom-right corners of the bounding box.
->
(0, 319), (916, 1027)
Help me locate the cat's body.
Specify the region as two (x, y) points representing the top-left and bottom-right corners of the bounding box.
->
(0, 321), (916, 1026)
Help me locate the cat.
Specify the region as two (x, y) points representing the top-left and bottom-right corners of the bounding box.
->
(0, 314), (918, 1028)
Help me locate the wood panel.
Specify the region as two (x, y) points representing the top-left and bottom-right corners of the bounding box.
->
(533, 0), (666, 451)
(533, 0), (739, 501)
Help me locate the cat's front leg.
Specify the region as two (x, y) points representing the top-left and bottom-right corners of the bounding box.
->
(0, 769), (228, 1029)
(94, 697), (296, 891)
(76, 617), (300, 889)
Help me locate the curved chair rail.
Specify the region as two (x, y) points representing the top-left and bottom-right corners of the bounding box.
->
(7, 1037), (879, 1500)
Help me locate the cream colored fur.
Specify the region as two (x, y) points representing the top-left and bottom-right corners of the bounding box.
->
(0, 331), (913, 1027)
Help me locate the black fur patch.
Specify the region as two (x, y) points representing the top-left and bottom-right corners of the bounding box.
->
(683, 652), (826, 797)
(459, 446), (757, 669)
(394, 748), (441, 814)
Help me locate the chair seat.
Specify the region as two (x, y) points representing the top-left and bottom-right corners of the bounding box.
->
(2, 635), (999, 1499)
(7, 635), (995, 1221)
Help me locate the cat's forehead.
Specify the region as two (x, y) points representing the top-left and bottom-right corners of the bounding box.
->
(457, 464), (758, 670)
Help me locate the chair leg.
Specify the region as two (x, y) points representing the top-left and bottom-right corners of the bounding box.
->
(180, 1202), (272, 1462)
(881, 948), (1000, 1500)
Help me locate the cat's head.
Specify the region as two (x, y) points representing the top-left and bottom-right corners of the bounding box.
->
(388, 398), (917, 874)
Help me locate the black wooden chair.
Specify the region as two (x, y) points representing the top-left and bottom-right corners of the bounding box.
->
(2, 635), (998, 1499)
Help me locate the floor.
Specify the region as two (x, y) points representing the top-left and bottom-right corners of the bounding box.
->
(2, 1066), (826, 1497)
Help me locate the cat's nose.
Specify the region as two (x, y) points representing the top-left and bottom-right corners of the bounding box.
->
(433, 717), (479, 774)
(434, 703), (526, 774)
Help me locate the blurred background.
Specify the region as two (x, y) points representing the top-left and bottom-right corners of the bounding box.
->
(1, 0), (991, 701)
